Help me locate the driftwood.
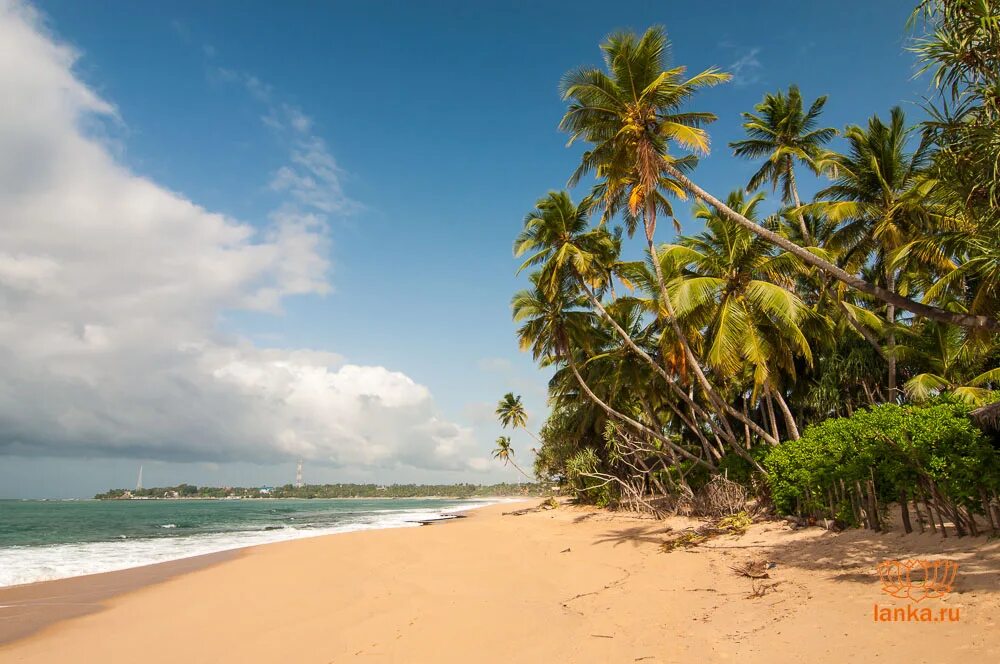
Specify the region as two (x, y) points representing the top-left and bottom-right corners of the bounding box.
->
(729, 559), (771, 579)
(502, 498), (558, 516)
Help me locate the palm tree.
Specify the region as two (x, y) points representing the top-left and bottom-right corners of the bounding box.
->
(559, 28), (727, 392)
(668, 190), (812, 439)
(905, 1), (1000, 326)
(496, 392), (542, 446)
(496, 393), (528, 428)
(512, 273), (714, 468)
(901, 318), (1000, 405)
(491, 435), (533, 481)
(514, 191), (775, 449)
(730, 85), (836, 244)
(813, 107), (942, 401)
(558, 31), (783, 446)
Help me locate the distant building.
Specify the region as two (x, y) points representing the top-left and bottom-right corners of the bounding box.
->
(259, 486), (274, 495)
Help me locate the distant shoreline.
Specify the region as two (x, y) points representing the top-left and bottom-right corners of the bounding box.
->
(93, 481), (548, 501)
(92, 494), (530, 501)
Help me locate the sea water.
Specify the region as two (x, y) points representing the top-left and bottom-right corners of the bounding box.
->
(0, 498), (496, 587)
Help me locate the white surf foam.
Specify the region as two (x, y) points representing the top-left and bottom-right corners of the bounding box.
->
(0, 499), (512, 587)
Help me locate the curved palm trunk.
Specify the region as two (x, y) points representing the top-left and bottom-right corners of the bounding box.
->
(644, 235), (780, 447)
(506, 459), (534, 482)
(564, 352), (715, 471)
(519, 427), (544, 447)
(786, 157), (812, 245)
(838, 301), (887, 360)
(764, 389), (780, 442)
(663, 163), (1000, 331)
(575, 277), (739, 447)
(771, 387), (800, 440)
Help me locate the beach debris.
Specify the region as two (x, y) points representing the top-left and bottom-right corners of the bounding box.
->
(693, 475), (750, 517)
(591, 634), (614, 639)
(716, 511), (752, 535)
(746, 579), (782, 599)
(660, 531), (708, 552)
(503, 497), (559, 516)
(409, 514), (467, 526)
(660, 511), (754, 552)
(560, 547), (571, 553)
(730, 559), (771, 579)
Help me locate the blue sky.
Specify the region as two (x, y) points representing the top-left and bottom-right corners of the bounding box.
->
(0, 0), (928, 497)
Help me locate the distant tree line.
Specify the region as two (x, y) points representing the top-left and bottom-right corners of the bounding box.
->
(94, 482), (545, 500)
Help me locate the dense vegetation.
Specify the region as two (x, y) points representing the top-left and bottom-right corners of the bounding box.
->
(497, 0), (1000, 533)
(95, 483), (544, 500)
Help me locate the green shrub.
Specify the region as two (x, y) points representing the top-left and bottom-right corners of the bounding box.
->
(763, 403), (999, 524)
(564, 447), (617, 506)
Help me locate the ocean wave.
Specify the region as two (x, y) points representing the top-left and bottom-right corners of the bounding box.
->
(0, 500), (506, 588)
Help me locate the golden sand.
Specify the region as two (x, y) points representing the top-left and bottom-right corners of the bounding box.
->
(1, 501), (997, 663)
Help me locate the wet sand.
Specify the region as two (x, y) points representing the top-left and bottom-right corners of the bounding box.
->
(0, 549), (238, 644)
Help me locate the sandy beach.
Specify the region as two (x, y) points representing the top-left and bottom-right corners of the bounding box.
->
(0, 500), (997, 663)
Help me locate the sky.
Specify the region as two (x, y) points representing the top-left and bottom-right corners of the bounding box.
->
(0, 0), (930, 498)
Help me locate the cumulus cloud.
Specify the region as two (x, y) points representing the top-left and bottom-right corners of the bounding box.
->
(0, 0), (481, 471)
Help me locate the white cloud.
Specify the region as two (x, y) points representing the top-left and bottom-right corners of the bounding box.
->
(0, 0), (481, 472)
(266, 111), (357, 215)
(210, 65), (358, 217)
(728, 47), (763, 87)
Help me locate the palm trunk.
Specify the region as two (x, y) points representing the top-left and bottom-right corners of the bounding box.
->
(644, 231), (779, 447)
(659, 395), (723, 462)
(576, 277), (740, 447)
(838, 301), (887, 360)
(786, 157), (811, 245)
(640, 397), (716, 476)
(742, 396), (752, 450)
(520, 427), (544, 448)
(565, 352), (715, 471)
(507, 460), (534, 482)
(662, 163), (1000, 331)
(886, 270), (898, 403)
(771, 387), (800, 440)
(764, 389), (780, 442)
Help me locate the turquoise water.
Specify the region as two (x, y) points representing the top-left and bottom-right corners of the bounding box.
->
(0, 498), (490, 586)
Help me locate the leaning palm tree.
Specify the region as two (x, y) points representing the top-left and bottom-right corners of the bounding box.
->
(492, 436), (534, 481)
(496, 393), (528, 428)
(515, 191), (775, 448)
(813, 107), (944, 401)
(555, 29), (998, 332)
(496, 392), (542, 446)
(558, 32), (786, 446)
(729, 85), (836, 244)
(667, 190), (812, 440)
(559, 27), (731, 406)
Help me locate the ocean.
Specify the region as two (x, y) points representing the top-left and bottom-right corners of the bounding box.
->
(0, 498), (497, 587)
